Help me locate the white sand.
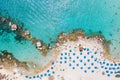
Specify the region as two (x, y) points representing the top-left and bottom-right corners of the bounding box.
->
(0, 67), (27, 80)
(0, 36), (120, 80)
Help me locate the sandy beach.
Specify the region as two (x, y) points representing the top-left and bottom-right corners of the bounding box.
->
(1, 36), (120, 80)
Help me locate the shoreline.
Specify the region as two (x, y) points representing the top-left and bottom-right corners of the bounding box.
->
(23, 31), (120, 76)
(25, 35), (120, 80)
(0, 16), (120, 77)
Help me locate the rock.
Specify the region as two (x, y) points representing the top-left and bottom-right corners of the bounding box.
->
(49, 46), (52, 49)
(1, 18), (6, 22)
(24, 30), (30, 36)
(9, 22), (12, 26)
(11, 24), (17, 31)
(69, 33), (77, 41)
(1, 58), (5, 62)
(36, 41), (42, 47)
(7, 54), (12, 60)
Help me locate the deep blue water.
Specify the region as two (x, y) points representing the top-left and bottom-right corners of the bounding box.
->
(0, 0), (120, 66)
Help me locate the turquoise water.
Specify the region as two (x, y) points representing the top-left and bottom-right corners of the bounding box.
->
(0, 0), (120, 66)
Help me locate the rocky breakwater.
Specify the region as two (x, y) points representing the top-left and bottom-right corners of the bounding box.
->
(0, 16), (50, 56)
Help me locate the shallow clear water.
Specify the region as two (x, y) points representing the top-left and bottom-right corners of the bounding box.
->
(0, 0), (120, 65)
